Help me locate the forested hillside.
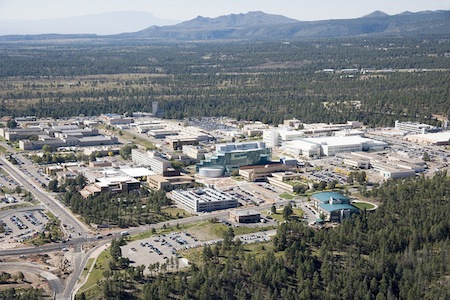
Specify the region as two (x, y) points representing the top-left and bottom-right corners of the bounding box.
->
(79, 172), (450, 299)
(0, 36), (449, 126)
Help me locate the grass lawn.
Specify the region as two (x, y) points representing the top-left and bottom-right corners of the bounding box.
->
(270, 207), (304, 222)
(77, 249), (111, 298)
(121, 131), (155, 149)
(353, 202), (375, 210)
(162, 206), (193, 219)
(80, 258), (95, 280)
(279, 192), (295, 200)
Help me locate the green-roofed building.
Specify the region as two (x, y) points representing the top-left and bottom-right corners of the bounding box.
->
(312, 192), (359, 223)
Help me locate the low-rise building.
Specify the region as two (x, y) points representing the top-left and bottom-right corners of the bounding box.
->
(229, 209), (261, 223)
(239, 163), (291, 182)
(80, 176), (140, 198)
(312, 192), (359, 223)
(171, 188), (238, 212)
(147, 174), (195, 191)
(266, 172), (304, 192)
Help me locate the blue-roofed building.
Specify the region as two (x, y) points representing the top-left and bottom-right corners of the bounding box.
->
(312, 192), (359, 223)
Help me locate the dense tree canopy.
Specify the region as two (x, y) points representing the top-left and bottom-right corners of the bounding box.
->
(85, 171), (450, 299)
(0, 36), (448, 126)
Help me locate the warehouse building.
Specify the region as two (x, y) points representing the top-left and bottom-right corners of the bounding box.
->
(284, 136), (387, 158)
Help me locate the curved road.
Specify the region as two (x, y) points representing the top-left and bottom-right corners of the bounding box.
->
(0, 262), (64, 298)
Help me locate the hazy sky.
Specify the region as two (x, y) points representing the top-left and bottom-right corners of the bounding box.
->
(1, 0), (449, 21)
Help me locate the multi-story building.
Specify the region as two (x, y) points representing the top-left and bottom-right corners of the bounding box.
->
(182, 145), (208, 160)
(394, 120), (438, 135)
(196, 141), (272, 175)
(131, 149), (172, 174)
(80, 176), (140, 198)
(171, 188), (238, 212)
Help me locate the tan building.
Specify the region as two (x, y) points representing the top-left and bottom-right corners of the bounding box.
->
(79, 176), (140, 198)
(239, 163), (291, 182)
(147, 174), (195, 191)
(267, 172), (304, 192)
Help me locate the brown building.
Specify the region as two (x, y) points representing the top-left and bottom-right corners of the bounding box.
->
(229, 209), (261, 223)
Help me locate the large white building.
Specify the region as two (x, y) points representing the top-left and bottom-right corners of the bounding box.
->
(284, 136), (388, 157)
(263, 129), (305, 148)
(394, 120), (438, 135)
(405, 131), (450, 146)
(171, 188), (238, 212)
(263, 121), (364, 148)
(131, 149), (172, 174)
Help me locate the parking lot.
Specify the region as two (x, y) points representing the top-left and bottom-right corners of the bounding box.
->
(0, 209), (49, 244)
(122, 230), (276, 274)
(122, 231), (199, 274)
(0, 168), (19, 190)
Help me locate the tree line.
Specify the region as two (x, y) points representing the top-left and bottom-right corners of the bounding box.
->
(77, 171), (450, 299)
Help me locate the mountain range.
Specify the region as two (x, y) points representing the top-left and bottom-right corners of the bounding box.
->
(1, 10), (449, 41)
(0, 11), (180, 36)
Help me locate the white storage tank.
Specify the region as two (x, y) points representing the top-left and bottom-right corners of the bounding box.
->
(199, 165), (224, 178)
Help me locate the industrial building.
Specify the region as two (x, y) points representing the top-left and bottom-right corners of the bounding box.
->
(171, 188), (238, 212)
(405, 131), (450, 146)
(341, 152), (425, 179)
(197, 141), (272, 176)
(283, 136), (388, 157)
(100, 114), (134, 125)
(312, 192), (359, 223)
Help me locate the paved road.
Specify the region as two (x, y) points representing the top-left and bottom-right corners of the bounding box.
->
(0, 262), (64, 298)
(0, 205), (45, 219)
(0, 156), (90, 235)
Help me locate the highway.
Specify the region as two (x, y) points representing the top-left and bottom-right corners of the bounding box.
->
(0, 156), (90, 236)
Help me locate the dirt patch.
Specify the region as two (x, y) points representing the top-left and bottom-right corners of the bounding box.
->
(0, 269), (51, 294)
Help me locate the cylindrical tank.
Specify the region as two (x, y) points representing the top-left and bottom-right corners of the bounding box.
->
(199, 165), (224, 178)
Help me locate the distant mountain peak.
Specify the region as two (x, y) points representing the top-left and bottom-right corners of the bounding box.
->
(176, 11), (298, 29)
(363, 10), (390, 18)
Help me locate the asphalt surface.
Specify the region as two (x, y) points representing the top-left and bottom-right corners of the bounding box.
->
(0, 156), (90, 236)
(0, 262), (64, 298)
